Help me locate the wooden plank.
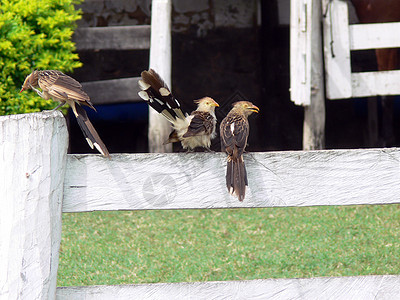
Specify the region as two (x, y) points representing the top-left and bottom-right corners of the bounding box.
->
(0, 112), (68, 299)
(73, 25), (150, 51)
(62, 148), (400, 212)
(56, 275), (400, 299)
(303, 0), (325, 150)
(81, 77), (142, 105)
(351, 70), (400, 97)
(290, 0), (312, 105)
(322, 0), (352, 99)
(350, 22), (400, 50)
(148, 0), (172, 152)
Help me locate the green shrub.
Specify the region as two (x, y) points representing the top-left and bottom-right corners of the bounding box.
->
(0, 0), (82, 115)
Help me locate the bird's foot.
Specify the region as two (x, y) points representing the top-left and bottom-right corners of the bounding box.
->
(204, 148), (215, 153)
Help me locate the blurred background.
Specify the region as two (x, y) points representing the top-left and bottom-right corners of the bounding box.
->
(67, 0), (400, 154)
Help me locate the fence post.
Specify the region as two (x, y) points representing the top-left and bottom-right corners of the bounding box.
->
(0, 111), (68, 299)
(148, 0), (173, 153)
(303, 0), (326, 150)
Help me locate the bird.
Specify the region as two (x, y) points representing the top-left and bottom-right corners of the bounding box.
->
(220, 101), (259, 201)
(138, 69), (220, 151)
(20, 70), (110, 157)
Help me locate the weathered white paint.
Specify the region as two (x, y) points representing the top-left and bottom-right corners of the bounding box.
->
(73, 25), (150, 51)
(62, 148), (400, 212)
(148, 0), (173, 153)
(3, 113), (400, 298)
(56, 275), (400, 300)
(303, 0), (325, 150)
(350, 22), (400, 50)
(322, 0), (352, 99)
(352, 70), (400, 98)
(322, 1), (400, 99)
(290, 0), (312, 105)
(291, 0), (325, 149)
(0, 112), (68, 299)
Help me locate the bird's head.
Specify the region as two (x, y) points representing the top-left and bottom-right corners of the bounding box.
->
(232, 101), (259, 116)
(194, 97), (220, 112)
(20, 70), (39, 93)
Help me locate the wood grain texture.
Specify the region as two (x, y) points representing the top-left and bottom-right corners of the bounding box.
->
(322, 0), (352, 99)
(303, 0), (325, 150)
(56, 275), (400, 299)
(148, 0), (173, 153)
(323, 1), (400, 100)
(0, 112), (68, 299)
(81, 77), (142, 105)
(351, 70), (400, 97)
(289, 0), (312, 105)
(63, 148), (400, 212)
(73, 25), (150, 51)
(350, 22), (400, 50)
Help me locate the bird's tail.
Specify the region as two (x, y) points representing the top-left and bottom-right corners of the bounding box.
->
(138, 69), (186, 123)
(75, 104), (110, 157)
(226, 156), (248, 202)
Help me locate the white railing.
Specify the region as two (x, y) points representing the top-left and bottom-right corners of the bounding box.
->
(2, 112), (400, 299)
(323, 0), (400, 99)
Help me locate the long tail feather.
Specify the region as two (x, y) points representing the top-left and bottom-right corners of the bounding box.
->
(226, 156), (247, 201)
(138, 69), (186, 122)
(75, 104), (110, 157)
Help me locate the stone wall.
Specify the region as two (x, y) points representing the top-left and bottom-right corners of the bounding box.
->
(77, 0), (258, 32)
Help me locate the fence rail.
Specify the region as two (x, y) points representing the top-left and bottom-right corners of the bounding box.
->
(73, 25), (151, 51)
(81, 77), (142, 105)
(323, 0), (400, 99)
(63, 148), (400, 213)
(2, 112), (400, 299)
(56, 275), (400, 300)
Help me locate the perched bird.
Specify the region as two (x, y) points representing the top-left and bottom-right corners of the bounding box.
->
(138, 69), (219, 150)
(20, 70), (109, 157)
(220, 101), (259, 201)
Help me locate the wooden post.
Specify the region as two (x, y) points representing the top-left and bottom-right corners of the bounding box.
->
(0, 112), (68, 299)
(148, 0), (173, 153)
(303, 0), (325, 150)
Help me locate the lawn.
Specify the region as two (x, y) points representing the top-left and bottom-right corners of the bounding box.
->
(58, 205), (400, 286)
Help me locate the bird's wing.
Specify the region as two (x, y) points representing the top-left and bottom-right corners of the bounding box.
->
(220, 116), (234, 152)
(139, 69), (186, 121)
(183, 111), (213, 137)
(232, 117), (249, 152)
(220, 114), (248, 155)
(38, 70), (92, 105)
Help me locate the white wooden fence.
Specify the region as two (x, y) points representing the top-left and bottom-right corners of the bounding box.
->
(290, 0), (400, 150)
(2, 112), (400, 299)
(322, 0), (400, 99)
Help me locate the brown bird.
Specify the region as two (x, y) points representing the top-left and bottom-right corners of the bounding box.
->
(220, 101), (259, 201)
(20, 70), (109, 157)
(138, 69), (219, 150)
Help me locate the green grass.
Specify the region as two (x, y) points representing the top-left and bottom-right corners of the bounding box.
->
(58, 205), (400, 286)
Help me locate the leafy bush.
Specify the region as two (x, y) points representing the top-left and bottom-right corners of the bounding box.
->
(0, 0), (82, 115)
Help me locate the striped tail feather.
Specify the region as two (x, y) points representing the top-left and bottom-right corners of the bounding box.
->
(138, 69), (186, 122)
(75, 104), (110, 157)
(226, 156), (248, 202)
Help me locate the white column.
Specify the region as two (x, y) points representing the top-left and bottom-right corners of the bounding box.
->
(0, 111), (68, 299)
(148, 0), (173, 153)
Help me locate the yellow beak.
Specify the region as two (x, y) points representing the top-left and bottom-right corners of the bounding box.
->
(249, 105), (259, 113)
